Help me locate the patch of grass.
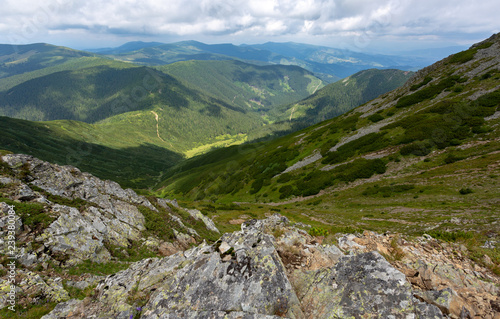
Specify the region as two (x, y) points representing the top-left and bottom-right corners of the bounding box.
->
(362, 184), (415, 197)
(390, 236), (405, 261)
(426, 230), (474, 242)
(0, 197), (53, 230)
(63, 282), (97, 300)
(309, 226), (329, 237)
(138, 205), (176, 242)
(0, 302), (58, 319)
(64, 260), (129, 276)
(367, 113), (384, 123)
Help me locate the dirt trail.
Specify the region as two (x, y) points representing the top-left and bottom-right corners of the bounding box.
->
(150, 111), (165, 142)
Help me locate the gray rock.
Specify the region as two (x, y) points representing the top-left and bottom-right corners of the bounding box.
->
(14, 184), (37, 201)
(414, 297), (444, 318)
(294, 251), (435, 318)
(2, 154), (157, 212)
(184, 208), (220, 234)
(338, 234), (366, 251)
(414, 288), (466, 317)
(40, 299), (83, 319)
(18, 252), (37, 267)
(142, 230), (303, 318)
(481, 240), (497, 249)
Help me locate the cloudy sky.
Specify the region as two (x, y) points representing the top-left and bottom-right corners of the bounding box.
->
(1, 0), (499, 53)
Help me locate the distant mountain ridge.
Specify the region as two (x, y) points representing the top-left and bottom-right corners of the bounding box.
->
(91, 40), (436, 80)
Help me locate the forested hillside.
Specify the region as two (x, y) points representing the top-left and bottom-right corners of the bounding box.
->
(159, 60), (325, 114)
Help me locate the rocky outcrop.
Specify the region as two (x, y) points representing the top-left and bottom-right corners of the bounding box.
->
(1, 154), (499, 318)
(38, 214), (499, 319)
(0, 154), (219, 312)
(337, 230), (500, 318)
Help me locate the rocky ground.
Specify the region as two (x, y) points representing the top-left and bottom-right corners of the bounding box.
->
(0, 154), (499, 318)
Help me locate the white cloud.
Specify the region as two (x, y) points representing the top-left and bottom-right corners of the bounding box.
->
(0, 0), (498, 49)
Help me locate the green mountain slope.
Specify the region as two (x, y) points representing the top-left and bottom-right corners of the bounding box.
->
(0, 65), (194, 122)
(157, 34), (500, 237)
(273, 69), (414, 125)
(0, 43), (96, 79)
(158, 60), (325, 116)
(0, 63), (270, 153)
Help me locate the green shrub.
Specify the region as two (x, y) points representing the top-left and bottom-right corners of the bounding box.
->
(278, 185), (294, 199)
(396, 76), (465, 108)
(138, 205), (175, 241)
(320, 138), (339, 156)
(400, 141), (432, 156)
(459, 187), (473, 195)
(475, 89), (500, 108)
(448, 49), (476, 64)
(309, 227), (329, 237)
(332, 158), (386, 183)
(444, 154), (464, 164)
(249, 179), (264, 194)
(0, 197), (53, 230)
(321, 132), (390, 165)
(277, 173), (292, 184)
(410, 76), (433, 91)
(368, 113), (384, 123)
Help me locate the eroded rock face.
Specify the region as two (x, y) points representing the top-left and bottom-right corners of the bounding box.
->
(292, 252), (442, 318)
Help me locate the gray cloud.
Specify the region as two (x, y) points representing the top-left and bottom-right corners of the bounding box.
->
(1, 0), (498, 49)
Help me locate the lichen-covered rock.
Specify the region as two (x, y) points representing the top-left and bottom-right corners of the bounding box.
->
(142, 230), (303, 318)
(2, 154), (156, 212)
(184, 208), (220, 234)
(415, 288), (465, 317)
(36, 205), (112, 264)
(329, 229), (500, 318)
(292, 251), (440, 318)
(1, 270), (70, 310)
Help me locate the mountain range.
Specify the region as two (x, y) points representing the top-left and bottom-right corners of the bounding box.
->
(0, 31), (499, 319)
(0, 43), (411, 188)
(89, 40), (435, 80)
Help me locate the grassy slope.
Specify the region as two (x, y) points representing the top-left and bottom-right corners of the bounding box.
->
(157, 34), (500, 238)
